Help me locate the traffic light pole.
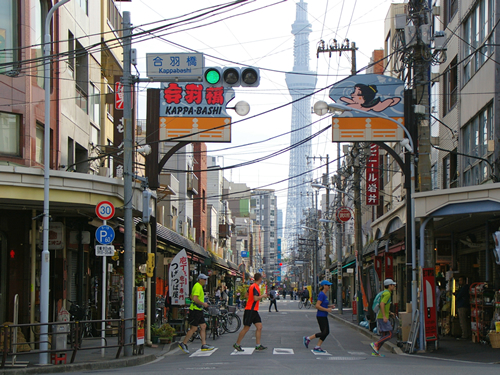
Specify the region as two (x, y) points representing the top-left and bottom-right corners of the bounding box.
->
(122, 11), (134, 357)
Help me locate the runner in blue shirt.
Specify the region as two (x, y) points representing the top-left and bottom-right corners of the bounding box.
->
(303, 280), (334, 353)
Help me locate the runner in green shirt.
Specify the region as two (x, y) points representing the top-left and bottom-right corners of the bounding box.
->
(178, 274), (214, 354)
(370, 279), (396, 357)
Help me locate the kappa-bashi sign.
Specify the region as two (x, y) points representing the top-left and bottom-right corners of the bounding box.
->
(329, 74), (405, 142)
(158, 84), (234, 142)
(146, 53), (204, 80)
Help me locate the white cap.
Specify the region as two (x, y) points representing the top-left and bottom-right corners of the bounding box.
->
(384, 278), (396, 286)
(198, 273), (209, 280)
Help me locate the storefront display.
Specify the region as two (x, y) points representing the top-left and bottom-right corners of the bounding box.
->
(470, 282), (495, 342)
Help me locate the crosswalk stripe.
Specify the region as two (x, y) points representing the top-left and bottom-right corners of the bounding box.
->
(311, 349), (331, 356)
(273, 348), (294, 355)
(189, 348), (219, 357)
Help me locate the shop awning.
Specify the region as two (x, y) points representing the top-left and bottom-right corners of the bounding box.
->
(331, 260), (356, 275)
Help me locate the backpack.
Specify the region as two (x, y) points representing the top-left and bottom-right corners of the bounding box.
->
(372, 290), (391, 315)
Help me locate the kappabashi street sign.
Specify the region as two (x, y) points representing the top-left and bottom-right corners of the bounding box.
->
(146, 53), (204, 80)
(158, 84), (234, 142)
(329, 74), (405, 142)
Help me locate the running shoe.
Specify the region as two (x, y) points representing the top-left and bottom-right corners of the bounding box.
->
(201, 344), (215, 351)
(313, 346), (326, 353)
(372, 352), (385, 357)
(233, 343), (244, 352)
(303, 336), (310, 348)
(370, 342), (379, 354)
(178, 342), (189, 354)
(255, 344), (267, 351)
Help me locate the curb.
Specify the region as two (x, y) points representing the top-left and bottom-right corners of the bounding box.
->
(0, 343), (176, 375)
(329, 313), (403, 355)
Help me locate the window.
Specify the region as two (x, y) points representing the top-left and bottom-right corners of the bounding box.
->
(89, 83), (100, 126)
(445, 0), (458, 25)
(270, 231), (275, 238)
(0, 112), (20, 155)
(270, 220), (275, 227)
(442, 151), (457, 189)
(75, 40), (88, 113)
(0, 0), (18, 73)
(31, 0), (46, 87)
(462, 103), (493, 185)
(68, 138), (74, 171)
(76, 0), (88, 15)
(35, 124), (44, 164)
(106, 84), (114, 121)
(90, 125), (99, 146)
(107, 0), (123, 37)
(443, 57), (457, 115)
(463, 0), (495, 84)
(68, 31), (75, 77)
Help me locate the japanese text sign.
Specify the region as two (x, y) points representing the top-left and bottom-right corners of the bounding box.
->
(329, 74), (405, 142)
(146, 53), (204, 80)
(168, 249), (189, 305)
(158, 84), (234, 142)
(366, 144), (380, 206)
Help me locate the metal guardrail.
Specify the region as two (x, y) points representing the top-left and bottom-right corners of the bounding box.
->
(1, 318), (138, 368)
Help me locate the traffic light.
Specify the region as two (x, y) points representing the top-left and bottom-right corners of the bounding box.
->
(204, 67), (222, 85)
(203, 67), (260, 87)
(240, 67), (260, 87)
(279, 262), (283, 266)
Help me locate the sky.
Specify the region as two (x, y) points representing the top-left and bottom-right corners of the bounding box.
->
(118, 0), (403, 215)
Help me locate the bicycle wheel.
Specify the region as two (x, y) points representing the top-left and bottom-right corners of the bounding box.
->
(224, 312), (241, 333)
(306, 300), (312, 309)
(211, 316), (218, 340)
(298, 301), (303, 309)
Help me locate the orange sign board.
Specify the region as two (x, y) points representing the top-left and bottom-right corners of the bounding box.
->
(331, 117), (404, 142)
(159, 116), (231, 142)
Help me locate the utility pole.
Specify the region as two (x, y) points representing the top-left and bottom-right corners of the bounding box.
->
(352, 145), (363, 323)
(334, 173), (343, 314)
(323, 156), (331, 269)
(317, 39), (357, 76)
(122, 11), (134, 357)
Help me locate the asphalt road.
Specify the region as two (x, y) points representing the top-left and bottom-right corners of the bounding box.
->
(68, 299), (500, 375)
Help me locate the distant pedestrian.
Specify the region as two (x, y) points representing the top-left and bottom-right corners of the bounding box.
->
(301, 286), (309, 303)
(269, 286), (278, 312)
(215, 286), (221, 303)
(303, 280), (334, 353)
(454, 276), (470, 339)
(370, 279), (397, 357)
(233, 273), (268, 352)
(221, 286), (228, 306)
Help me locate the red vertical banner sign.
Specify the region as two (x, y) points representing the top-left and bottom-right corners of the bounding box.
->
(384, 254), (394, 279)
(422, 268), (437, 342)
(137, 286), (145, 345)
(366, 144), (380, 206)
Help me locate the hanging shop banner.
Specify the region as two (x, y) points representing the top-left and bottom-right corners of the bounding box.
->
(158, 84), (234, 142)
(366, 144), (380, 206)
(137, 287), (145, 345)
(329, 74), (405, 142)
(423, 268), (438, 342)
(385, 254), (394, 280)
(168, 249), (189, 305)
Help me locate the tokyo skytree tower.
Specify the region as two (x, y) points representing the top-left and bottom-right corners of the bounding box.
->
(285, 0), (317, 252)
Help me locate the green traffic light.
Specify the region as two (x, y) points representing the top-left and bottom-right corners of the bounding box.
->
(205, 69), (221, 85)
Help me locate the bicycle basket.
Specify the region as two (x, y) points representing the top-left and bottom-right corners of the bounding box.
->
(227, 306), (236, 313)
(208, 306), (220, 316)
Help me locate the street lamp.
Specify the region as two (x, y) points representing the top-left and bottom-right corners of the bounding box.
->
(314, 101), (417, 320)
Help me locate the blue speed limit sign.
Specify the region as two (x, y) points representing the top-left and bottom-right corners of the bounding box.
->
(96, 225), (115, 245)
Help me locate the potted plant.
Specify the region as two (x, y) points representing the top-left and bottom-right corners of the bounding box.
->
(153, 323), (175, 344)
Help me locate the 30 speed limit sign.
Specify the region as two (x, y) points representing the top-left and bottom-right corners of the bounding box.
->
(96, 201), (115, 221)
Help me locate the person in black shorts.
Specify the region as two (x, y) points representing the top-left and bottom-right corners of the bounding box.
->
(233, 273), (268, 351)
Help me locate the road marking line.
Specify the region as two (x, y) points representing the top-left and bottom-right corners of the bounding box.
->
(230, 347), (255, 355)
(311, 349), (331, 356)
(273, 348), (294, 355)
(189, 348), (219, 357)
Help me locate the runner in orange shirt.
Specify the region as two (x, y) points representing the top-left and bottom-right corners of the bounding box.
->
(233, 273), (268, 351)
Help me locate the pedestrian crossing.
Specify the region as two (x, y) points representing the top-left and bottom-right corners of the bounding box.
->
(184, 346), (372, 358)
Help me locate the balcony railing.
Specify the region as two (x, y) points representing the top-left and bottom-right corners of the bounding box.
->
(187, 173), (199, 195)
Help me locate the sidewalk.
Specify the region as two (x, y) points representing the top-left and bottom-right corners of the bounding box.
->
(330, 308), (500, 364)
(0, 336), (176, 375)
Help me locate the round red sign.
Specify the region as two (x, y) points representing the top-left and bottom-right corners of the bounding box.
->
(336, 207), (352, 222)
(96, 201), (115, 221)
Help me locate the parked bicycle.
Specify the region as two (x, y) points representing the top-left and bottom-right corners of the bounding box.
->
(188, 304), (241, 342)
(298, 298), (312, 309)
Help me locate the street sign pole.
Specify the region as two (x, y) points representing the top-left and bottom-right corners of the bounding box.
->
(101, 220), (107, 358)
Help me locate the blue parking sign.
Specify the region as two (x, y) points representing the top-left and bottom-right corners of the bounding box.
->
(96, 225), (115, 245)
